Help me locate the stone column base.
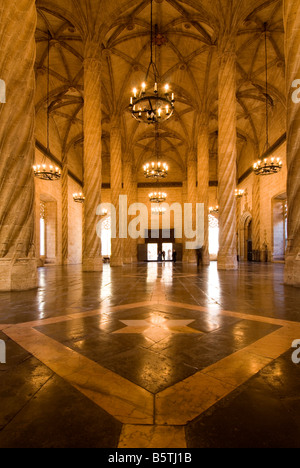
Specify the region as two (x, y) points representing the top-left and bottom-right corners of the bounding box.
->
(202, 257), (211, 266)
(284, 255), (300, 287)
(217, 254), (238, 271)
(110, 257), (123, 267)
(82, 258), (103, 272)
(123, 257), (132, 264)
(0, 258), (38, 292)
(188, 251), (197, 263)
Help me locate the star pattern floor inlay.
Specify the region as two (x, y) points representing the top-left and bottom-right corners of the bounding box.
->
(113, 317), (202, 342)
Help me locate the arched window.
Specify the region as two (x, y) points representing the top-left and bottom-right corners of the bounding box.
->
(40, 202), (46, 257)
(209, 214), (219, 259)
(101, 216), (111, 256)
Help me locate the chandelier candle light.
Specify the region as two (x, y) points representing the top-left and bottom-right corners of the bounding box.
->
(253, 24), (282, 176)
(33, 30), (61, 181)
(144, 161), (168, 179)
(149, 192), (167, 203)
(209, 206), (219, 214)
(235, 189), (244, 198)
(144, 125), (169, 180)
(73, 192), (85, 204)
(129, 0), (175, 124)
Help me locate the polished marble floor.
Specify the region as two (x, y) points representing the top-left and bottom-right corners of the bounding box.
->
(0, 261), (300, 448)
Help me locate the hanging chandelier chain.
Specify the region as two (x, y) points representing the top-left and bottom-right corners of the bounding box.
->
(129, 0), (175, 124)
(264, 23), (269, 150)
(253, 23), (282, 176)
(47, 30), (50, 152)
(33, 28), (61, 181)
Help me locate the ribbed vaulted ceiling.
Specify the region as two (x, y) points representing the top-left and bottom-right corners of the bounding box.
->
(35, 0), (286, 184)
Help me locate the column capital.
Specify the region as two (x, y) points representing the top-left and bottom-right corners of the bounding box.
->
(123, 152), (132, 164)
(110, 114), (122, 130)
(187, 150), (197, 163)
(217, 34), (237, 65)
(84, 40), (102, 71)
(197, 112), (209, 128)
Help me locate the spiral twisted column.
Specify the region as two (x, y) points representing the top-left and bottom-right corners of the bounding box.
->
(252, 176), (261, 262)
(110, 118), (123, 267)
(62, 152), (69, 264)
(284, 0), (300, 286)
(217, 38), (238, 270)
(186, 152), (197, 263)
(123, 153), (134, 264)
(197, 117), (210, 266)
(0, 0), (37, 291)
(82, 41), (103, 272)
(182, 179), (188, 263)
(236, 196), (241, 260)
(131, 170), (139, 262)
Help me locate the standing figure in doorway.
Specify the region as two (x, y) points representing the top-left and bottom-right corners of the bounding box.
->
(172, 250), (177, 264)
(197, 247), (203, 267)
(162, 251), (166, 261)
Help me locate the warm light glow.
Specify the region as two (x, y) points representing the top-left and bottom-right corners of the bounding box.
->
(33, 164), (61, 181)
(130, 83), (175, 124)
(144, 161), (168, 179)
(149, 192), (167, 203)
(253, 156), (282, 176)
(73, 192), (85, 203)
(235, 189), (244, 198)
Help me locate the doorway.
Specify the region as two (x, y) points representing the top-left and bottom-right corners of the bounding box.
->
(39, 195), (58, 265)
(147, 244), (158, 261)
(162, 243), (173, 261)
(272, 194), (287, 262)
(247, 220), (253, 262)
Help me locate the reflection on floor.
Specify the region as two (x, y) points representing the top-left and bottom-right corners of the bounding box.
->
(0, 262), (300, 448)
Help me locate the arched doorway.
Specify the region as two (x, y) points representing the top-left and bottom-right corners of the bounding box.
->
(209, 214), (219, 261)
(239, 212), (253, 262)
(101, 215), (111, 259)
(272, 193), (287, 262)
(39, 194), (58, 266)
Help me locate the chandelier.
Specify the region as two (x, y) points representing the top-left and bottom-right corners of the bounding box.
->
(143, 126), (168, 179)
(209, 206), (219, 214)
(149, 191), (167, 203)
(235, 189), (244, 199)
(33, 164), (61, 180)
(33, 31), (61, 181)
(253, 158), (282, 175)
(144, 162), (168, 179)
(253, 24), (282, 176)
(129, 0), (175, 124)
(73, 192), (85, 204)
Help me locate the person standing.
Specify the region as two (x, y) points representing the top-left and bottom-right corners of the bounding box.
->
(172, 250), (177, 263)
(197, 247), (203, 267)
